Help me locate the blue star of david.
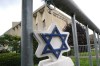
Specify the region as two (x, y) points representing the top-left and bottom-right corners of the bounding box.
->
(40, 26), (68, 59)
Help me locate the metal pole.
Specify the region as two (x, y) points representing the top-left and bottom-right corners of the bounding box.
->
(85, 25), (93, 66)
(97, 33), (100, 66)
(71, 14), (80, 66)
(93, 31), (99, 66)
(21, 0), (33, 66)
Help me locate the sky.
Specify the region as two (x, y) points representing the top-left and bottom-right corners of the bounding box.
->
(0, 0), (100, 35)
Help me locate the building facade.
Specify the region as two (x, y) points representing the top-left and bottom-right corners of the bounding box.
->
(4, 5), (71, 36)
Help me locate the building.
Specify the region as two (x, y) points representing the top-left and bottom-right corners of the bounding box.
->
(4, 5), (71, 36)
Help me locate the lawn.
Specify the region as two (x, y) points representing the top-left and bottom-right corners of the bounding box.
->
(72, 57), (97, 66)
(80, 49), (96, 56)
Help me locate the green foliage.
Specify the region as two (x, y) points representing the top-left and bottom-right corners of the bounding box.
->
(64, 23), (87, 46)
(64, 23), (87, 52)
(35, 65), (38, 66)
(0, 34), (47, 64)
(0, 49), (10, 53)
(0, 34), (21, 53)
(0, 53), (20, 66)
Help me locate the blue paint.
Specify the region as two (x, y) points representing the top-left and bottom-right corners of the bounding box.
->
(40, 26), (68, 59)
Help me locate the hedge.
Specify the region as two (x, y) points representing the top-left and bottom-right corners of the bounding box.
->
(34, 55), (48, 64)
(0, 53), (20, 66)
(0, 53), (48, 66)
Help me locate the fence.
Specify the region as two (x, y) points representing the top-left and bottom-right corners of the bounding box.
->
(67, 44), (97, 57)
(47, 0), (100, 66)
(20, 0), (100, 66)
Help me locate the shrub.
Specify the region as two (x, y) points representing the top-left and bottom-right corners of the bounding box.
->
(0, 53), (20, 66)
(34, 55), (48, 64)
(0, 53), (48, 66)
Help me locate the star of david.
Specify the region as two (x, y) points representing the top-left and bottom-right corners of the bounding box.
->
(40, 26), (69, 59)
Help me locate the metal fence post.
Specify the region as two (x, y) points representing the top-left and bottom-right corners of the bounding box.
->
(85, 25), (93, 66)
(21, 0), (33, 66)
(93, 31), (99, 66)
(97, 33), (100, 66)
(71, 14), (80, 66)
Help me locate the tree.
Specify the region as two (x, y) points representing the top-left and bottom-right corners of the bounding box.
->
(0, 34), (20, 53)
(63, 23), (87, 52)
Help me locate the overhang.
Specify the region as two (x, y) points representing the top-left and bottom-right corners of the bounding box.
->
(50, 0), (100, 33)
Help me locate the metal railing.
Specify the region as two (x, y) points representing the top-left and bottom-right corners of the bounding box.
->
(45, 0), (100, 66)
(21, 0), (100, 66)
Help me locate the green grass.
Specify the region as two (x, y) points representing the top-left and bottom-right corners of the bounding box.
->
(80, 51), (96, 56)
(71, 57), (97, 66)
(80, 49), (96, 56)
